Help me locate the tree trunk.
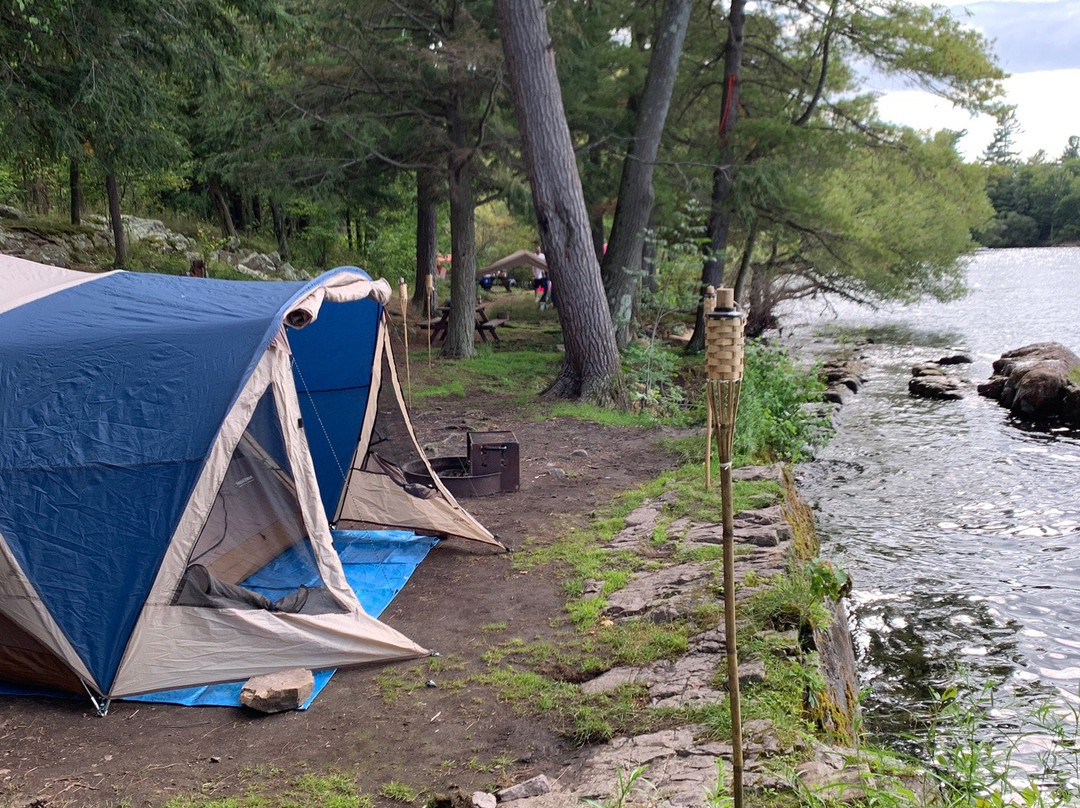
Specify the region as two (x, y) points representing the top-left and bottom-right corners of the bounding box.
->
(105, 172), (127, 268)
(270, 198), (289, 259)
(686, 0), (748, 354)
(69, 158), (83, 226)
(732, 217), (761, 305)
(443, 94), (478, 359)
(495, 0), (625, 405)
(414, 169), (439, 311)
(209, 175), (240, 249)
(601, 0), (692, 348)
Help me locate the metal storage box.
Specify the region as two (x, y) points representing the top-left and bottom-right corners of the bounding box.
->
(467, 430), (520, 493)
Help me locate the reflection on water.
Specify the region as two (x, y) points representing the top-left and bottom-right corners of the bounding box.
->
(790, 248), (1080, 756)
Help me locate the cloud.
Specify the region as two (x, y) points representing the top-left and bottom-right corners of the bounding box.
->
(876, 69), (1080, 160)
(959, 0), (1080, 73)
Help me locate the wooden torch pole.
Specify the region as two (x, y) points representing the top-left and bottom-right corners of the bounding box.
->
(706, 286), (745, 808)
(425, 273), (435, 366)
(398, 278), (412, 408)
(704, 285), (717, 490)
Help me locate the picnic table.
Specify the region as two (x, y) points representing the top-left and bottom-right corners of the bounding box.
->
(417, 303), (507, 343)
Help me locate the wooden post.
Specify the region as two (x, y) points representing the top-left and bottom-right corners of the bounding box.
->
(704, 285), (717, 489)
(399, 279), (412, 408)
(425, 274), (435, 365)
(705, 287), (745, 808)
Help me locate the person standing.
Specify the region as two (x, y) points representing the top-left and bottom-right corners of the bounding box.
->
(532, 244), (546, 305)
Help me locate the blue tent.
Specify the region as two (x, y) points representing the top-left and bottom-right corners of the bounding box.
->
(0, 256), (498, 711)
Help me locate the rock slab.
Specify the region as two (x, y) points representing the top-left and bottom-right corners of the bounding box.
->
(240, 668), (314, 713)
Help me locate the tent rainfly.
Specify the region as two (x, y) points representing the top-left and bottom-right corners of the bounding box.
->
(0, 254), (502, 713)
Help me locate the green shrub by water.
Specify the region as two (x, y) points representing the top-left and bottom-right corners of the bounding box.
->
(734, 341), (829, 464)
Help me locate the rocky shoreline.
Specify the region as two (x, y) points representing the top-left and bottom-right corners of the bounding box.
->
(455, 463), (864, 808)
(458, 345), (875, 808)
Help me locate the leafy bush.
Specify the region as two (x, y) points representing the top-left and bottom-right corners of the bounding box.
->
(734, 340), (829, 463)
(622, 342), (689, 420)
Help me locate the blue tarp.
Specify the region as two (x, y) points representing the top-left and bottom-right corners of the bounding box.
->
(5, 530), (436, 708)
(0, 267), (382, 693)
(128, 529), (436, 708)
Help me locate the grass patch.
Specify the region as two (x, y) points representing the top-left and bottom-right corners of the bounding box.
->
(407, 347), (562, 404)
(548, 400), (660, 427)
(476, 666), (659, 744)
(377, 780), (417, 803)
(161, 772), (374, 808)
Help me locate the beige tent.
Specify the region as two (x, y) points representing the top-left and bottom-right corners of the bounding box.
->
(477, 249), (547, 276)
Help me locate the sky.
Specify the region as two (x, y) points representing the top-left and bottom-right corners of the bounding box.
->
(872, 0), (1080, 161)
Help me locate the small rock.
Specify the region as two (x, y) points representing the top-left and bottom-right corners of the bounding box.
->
(908, 375), (965, 401)
(0, 204), (25, 220)
(210, 756), (221, 763)
(581, 579), (604, 599)
(738, 659), (767, 688)
(937, 353), (973, 365)
(571, 449), (589, 457)
(911, 363), (945, 377)
(648, 604), (681, 623)
(824, 385), (854, 405)
(732, 463), (784, 483)
(240, 668), (314, 713)
(496, 774), (551, 802)
(549, 467), (567, 479)
(472, 791), (496, 808)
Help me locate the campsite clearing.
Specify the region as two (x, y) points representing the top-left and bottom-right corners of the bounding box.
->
(0, 390), (680, 807)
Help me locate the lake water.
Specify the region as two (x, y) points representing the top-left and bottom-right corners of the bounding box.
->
(787, 247), (1080, 767)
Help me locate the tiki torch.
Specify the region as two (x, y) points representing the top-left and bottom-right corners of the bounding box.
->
(705, 284), (745, 808)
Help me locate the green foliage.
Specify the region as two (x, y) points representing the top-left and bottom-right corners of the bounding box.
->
(744, 565), (831, 634)
(376, 781), (417, 803)
(735, 341), (829, 464)
(805, 558), (850, 602)
(621, 342), (690, 421)
(160, 772), (373, 808)
(581, 765), (655, 808)
(976, 152), (1080, 247)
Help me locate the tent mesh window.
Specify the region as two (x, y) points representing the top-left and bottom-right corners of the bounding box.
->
(358, 345), (438, 498)
(175, 390), (343, 614)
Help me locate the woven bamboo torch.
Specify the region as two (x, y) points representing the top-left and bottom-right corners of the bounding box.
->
(705, 285), (746, 808)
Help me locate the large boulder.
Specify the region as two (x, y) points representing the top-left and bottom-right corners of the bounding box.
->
(978, 342), (1080, 421)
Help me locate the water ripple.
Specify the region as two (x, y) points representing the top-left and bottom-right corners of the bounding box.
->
(792, 247), (1080, 757)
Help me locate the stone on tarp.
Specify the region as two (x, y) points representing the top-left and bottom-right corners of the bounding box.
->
(240, 668), (314, 713)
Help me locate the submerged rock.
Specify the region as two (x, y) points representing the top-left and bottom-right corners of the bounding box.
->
(908, 374), (966, 401)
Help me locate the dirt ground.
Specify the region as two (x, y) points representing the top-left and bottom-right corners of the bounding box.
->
(0, 394), (681, 808)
